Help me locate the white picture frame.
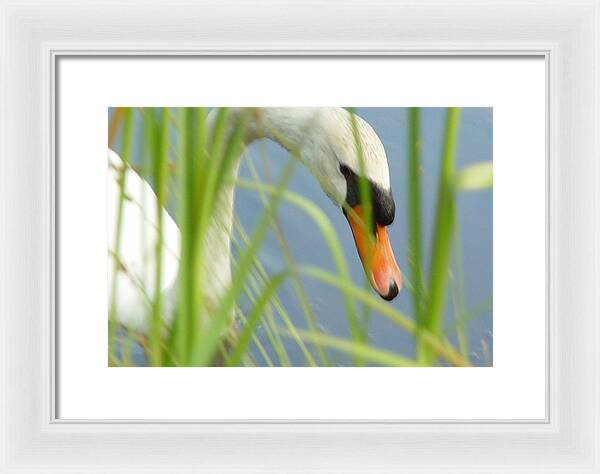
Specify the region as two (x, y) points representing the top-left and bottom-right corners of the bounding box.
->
(1, 1), (598, 472)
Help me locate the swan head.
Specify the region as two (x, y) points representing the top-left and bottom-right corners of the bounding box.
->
(292, 109), (403, 301)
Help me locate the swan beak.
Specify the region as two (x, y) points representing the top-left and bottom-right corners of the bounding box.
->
(345, 205), (402, 301)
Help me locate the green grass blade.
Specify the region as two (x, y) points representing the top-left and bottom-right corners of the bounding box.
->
(450, 224), (468, 357)
(149, 108), (170, 366)
(227, 272), (288, 366)
(455, 161), (493, 191)
(445, 296), (492, 336)
(280, 328), (416, 367)
(422, 107), (461, 365)
(348, 108), (374, 363)
(407, 107), (428, 362)
(108, 107), (135, 365)
(172, 108), (199, 363)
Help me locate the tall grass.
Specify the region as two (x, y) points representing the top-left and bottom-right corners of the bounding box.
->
(244, 154), (325, 365)
(108, 107), (491, 367)
(407, 108), (427, 363)
(108, 107), (134, 365)
(425, 108), (461, 351)
(149, 108), (169, 366)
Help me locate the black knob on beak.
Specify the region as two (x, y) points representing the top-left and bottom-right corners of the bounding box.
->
(382, 279), (399, 301)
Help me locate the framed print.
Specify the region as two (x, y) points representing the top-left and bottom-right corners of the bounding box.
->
(1, 1), (599, 473)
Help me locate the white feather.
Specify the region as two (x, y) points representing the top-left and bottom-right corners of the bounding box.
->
(108, 149), (180, 330)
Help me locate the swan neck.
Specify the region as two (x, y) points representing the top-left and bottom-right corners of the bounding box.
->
(201, 108), (315, 303)
(248, 108), (319, 153)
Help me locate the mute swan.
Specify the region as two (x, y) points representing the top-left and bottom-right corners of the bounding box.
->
(108, 107), (402, 332)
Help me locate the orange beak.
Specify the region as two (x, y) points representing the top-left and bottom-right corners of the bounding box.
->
(345, 205), (402, 300)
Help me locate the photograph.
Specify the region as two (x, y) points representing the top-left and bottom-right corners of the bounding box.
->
(107, 107), (492, 367)
(9, 0), (600, 470)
